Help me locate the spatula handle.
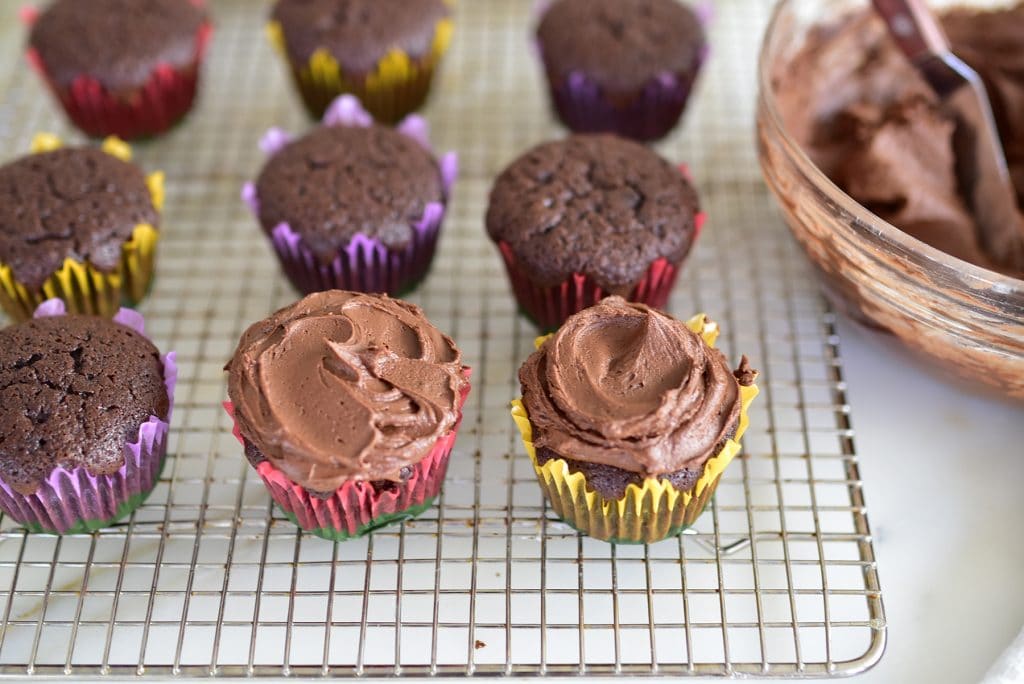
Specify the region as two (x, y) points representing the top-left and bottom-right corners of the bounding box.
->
(872, 0), (950, 61)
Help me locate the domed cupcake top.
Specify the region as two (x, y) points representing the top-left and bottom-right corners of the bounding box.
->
(0, 314), (169, 495)
(226, 291), (468, 490)
(537, 0), (706, 97)
(29, 0), (208, 91)
(254, 124), (444, 260)
(270, 0), (451, 74)
(486, 134), (700, 290)
(0, 146), (159, 289)
(519, 297), (755, 477)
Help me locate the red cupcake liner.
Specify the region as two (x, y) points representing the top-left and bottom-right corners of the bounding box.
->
(497, 244), (685, 331)
(223, 375), (471, 540)
(25, 22), (212, 140)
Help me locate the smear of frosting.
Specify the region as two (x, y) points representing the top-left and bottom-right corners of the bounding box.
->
(519, 297), (754, 476)
(772, 7), (1024, 277)
(226, 291), (468, 489)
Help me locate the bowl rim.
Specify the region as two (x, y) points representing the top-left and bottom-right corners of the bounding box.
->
(756, 0), (1024, 296)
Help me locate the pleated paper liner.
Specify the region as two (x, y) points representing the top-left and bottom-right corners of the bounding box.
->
(0, 301), (178, 535)
(545, 66), (704, 142)
(266, 14), (453, 123)
(242, 96), (458, 298)
(498, 247), (680, 332)
(224, 372), (471, 541)
(511, 315), (759, 544)
(22, 8), (212, 140)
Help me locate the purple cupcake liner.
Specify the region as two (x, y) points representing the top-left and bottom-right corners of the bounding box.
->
(243, 95), (458, 296)
(0, 300), (178, 535)
(534, 0), (712, 142)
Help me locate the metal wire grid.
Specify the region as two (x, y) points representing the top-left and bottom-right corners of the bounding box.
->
(0, 0), (885, 677)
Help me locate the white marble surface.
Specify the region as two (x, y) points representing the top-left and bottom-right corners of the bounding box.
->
(832, 318), (1024, 684)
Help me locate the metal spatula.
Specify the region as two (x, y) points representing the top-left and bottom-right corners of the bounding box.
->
(872, 0), (1024, 272)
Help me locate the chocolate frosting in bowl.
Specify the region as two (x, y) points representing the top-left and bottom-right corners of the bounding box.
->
(226, 291), (468, 490)
(772, 6), (1024, 278)
(519, 297), (755, 477)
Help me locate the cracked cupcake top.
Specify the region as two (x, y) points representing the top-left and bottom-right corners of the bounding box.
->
(0, 315), (169, 495)
(537, 0), (706, 96)
(0, 147), (159, 289)
(486, 134), (700, 290)
(255, 124), (444, 260)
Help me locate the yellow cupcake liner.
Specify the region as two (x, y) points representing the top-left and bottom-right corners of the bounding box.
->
(267, 12), (454, 123)
(511, 314), (760, 544)
(0, 134), (163, 321)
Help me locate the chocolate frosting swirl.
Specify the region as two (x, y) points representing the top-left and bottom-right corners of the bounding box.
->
(226, 291), (468, 490)
(519, 297), (754, 477)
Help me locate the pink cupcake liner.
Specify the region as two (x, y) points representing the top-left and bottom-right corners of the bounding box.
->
(0, 300), (177, 534)
(23, 11), (212, 140)
(242, 95), (458, 297)
(223, 372), (471, 540)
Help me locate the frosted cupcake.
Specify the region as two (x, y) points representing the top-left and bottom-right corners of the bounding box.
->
(513, 297), (757, 544)
(225, 290), (471, 541)
(0, 300), (177, 534)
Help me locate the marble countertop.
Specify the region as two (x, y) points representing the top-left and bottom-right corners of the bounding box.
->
(832, 319), (1024, 684)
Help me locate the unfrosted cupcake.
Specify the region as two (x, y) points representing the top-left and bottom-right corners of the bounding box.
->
(486, 134), (703, 330)
(25, 0), (212, 140)
(243, 96), (457, 298)
(536, 0), (707, 141)
(0, 300), (177, 534)
(268, 0), (454, 123)
(513, 297), (758, 544)
(224, 290), (471, 541)
(0, 134), (164, 322)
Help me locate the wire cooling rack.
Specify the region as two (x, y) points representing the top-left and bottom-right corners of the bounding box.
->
(0, 0), (886, 678)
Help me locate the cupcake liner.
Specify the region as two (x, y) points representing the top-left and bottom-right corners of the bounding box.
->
(243, 96), (457, 297)
(223, 374), (471, 541)
(497, 247), (680, 332)
(511, 316), (758, 544)
(545, 65), (703, 142)
(0, 302), (177, 534)
(534, 1), (710, 142)
(24, 20), (212, 140)
(266, 15), (453, 123)
(0, 135), (163, 321)
(267, 206), (445, 297)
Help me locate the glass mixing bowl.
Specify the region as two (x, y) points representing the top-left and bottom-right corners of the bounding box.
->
(757, 0), (1024, 398)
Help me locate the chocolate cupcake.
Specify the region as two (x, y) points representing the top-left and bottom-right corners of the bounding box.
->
(25, 0), (212, 140)
(536, 0), (707, 142)
(224, 290), (471, 541)
(0, 300), (177, 534)
(243, 96), (457, 298)
(268, 0), (454, 123)
(512, 297), (758, 544)
(0, 134), (164, 322)
(486, 134), (703, 330)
